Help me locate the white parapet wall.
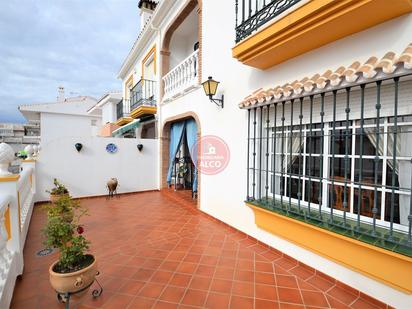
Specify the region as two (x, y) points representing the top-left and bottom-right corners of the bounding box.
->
(0, 160), (36, 309)
(35, 136), (159, 201)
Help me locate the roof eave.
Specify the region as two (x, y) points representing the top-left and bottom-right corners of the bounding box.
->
(117, 0), (175, 80)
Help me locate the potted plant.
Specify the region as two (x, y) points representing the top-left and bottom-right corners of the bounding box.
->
(43, 194), (98, 300)
(47, 178), (69, 203)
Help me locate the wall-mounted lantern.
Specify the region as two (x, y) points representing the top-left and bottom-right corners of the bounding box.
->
(202, 76), (224, 108)
(75, 143), (83, 152)
(137, 144), (143, 152)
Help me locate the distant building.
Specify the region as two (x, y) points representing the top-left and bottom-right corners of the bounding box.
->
(0, 121), (40, 152)
(86, 91), (122, 137)
(19, 88), (101, 146)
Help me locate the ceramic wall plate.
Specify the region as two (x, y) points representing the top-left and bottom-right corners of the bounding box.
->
(106, 143), (117, 154)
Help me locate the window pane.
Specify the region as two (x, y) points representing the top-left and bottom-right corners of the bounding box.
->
(384, 192), (400, 224)
(286, 177), (302, 200)
(327, 184), (351, 211)
(355, 127), (381, 156)
(305, 156), (321, 178)
(304, 180), (321, 205)
(355, 159), (382, 184)
(386, 162), (399, 190)
(329, 158), (352, 179)
(330, 128), (352, 155)
(353, 189), (381, 219)
(306, 126), (322, 154)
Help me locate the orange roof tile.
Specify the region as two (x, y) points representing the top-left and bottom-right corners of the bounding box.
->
(239, 43), (412, 109)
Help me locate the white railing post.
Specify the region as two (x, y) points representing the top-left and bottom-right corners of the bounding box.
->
(163, 50), (200, 100)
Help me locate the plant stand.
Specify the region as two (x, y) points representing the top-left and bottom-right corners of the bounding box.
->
(56, 272), (103, 309)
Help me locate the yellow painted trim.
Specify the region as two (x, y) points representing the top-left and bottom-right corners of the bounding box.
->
(232, 0), (412, 69)
(130, 106), (157, 119)
(247, 202), (412, 294)
(4, 205), (11, 240)
(17, 191), (21, 231)
(115, 117), (133, 127)
(141, 45), (157, 80)
(0, 174), (20, 182)
(125, 74), (134, 100)
(23, 159), (35, 163)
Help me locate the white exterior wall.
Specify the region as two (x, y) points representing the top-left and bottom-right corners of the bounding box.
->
(159, 1), (412, 307)
(40, 113), (102, 146)
(101, 101), (117, 124)
(35, 136), (158, 201)
(169, 8), (198, 70)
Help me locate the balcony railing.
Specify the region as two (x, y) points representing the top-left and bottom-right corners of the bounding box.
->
(235, 0), (301, 43)
(116, 99), (131, 120)
(130, 79), (156, 111)
(163, 50), (199, 100)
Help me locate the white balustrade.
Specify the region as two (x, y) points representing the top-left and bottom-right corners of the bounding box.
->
(17, 167), (34, 241)
(0, 196), (12, 294)
(0, 145), (36, 309)
(163, 50), (199, 100)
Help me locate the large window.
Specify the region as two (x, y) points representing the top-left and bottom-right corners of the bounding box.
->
(270, 118), (412, 226)
(246, 76), (412, 255)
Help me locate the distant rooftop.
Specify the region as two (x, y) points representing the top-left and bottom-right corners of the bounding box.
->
(18, 96), (99, 122)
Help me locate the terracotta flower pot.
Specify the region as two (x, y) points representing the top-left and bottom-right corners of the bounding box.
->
(49, 255), (98, 297)
(50, 193), (69, 204)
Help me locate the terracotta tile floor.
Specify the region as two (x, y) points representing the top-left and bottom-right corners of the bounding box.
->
(11, 190), (387, 309)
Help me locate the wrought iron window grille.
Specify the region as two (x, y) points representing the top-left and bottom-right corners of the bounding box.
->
(245, 69), (412, 257)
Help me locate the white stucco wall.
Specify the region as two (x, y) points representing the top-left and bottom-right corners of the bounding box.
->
(101, 101), (117, 124)
(40, 113), (102, 146)
(169, 8), (198, 70)
(35, 136), (158, 201)
(159, 2), (412, 307)
(122, 37), (158, 100)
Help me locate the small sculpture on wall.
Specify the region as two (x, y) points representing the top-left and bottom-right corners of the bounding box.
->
(107, 178), (118, 199)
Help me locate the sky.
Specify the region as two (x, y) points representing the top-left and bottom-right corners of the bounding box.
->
(0, 0), (140, 123)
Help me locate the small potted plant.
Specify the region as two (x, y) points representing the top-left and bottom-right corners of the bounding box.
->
(43, 194), (98, 300)
(47, 178), (69, 203)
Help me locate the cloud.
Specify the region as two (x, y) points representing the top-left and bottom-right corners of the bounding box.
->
(0, 0), (140, 123)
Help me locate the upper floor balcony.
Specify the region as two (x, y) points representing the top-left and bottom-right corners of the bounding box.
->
(163, 50), (199, 101)
(129, 79), (157, 119)
(161, 1), (200, 102)
(233, 0), (412, 69)
(115, 98), (132, 126)
(235, 0), (301, 43)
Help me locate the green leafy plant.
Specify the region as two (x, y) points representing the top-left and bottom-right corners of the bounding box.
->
(178, 163), (188, 178)
(46, 178), (69, 195)
(43, 194), (91, 273)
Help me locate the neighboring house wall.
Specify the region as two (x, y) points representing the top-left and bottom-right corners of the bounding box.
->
(35, 136), (158, 201)
(159, 2), (412, 307)
(101, 102), (117, 124)
(40, 113), (101, 146)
